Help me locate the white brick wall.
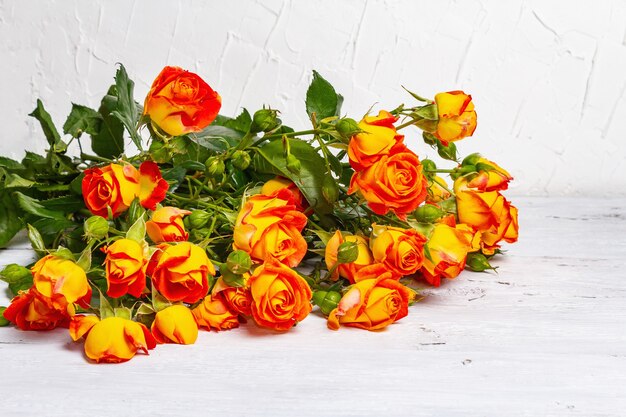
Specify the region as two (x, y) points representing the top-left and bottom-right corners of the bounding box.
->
(1, 0), (625, 196)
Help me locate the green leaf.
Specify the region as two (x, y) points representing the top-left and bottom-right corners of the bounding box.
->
(76, 246), (92, 272)
(0, 263), (33, 296)
(40, 195), (85, 214)
(31, 216), (75, 237)
(161, 166), (187, 193)
(0, 156), (26, 171)
(110, 64), (143, 150)
(192, 125), (245, 152)
(26, 224), (46, 255)
(0, 191), (23, 247)
(99, 290), (115, 319)
(126, 214), (146, 243)
(1, 171), (34, 188)
(0, 307), (9, 326)
(29, 99), (62, 147)
(91, 86), (125, 158)
(253, 138), (332, 214)
(63, 104), (103, 138)
(224, 109), (252, 133)
(306, 71), (341, 121)
(15, 192), (69, 220)
(151, 288), (171, 312)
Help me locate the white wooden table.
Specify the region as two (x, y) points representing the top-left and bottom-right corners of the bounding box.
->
(1, 197), (625, 417)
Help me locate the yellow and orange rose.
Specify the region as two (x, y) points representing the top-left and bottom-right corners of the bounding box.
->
(233, 193), (308, 267)
(151, 305), (198, 344)
(349, 149), (428, 220)
(144, 66), (222, 137)
(212, 276), (252, 316)
(146, 206), (191, 243)
(348, 110), (406, 171)
(261, 176), (308, 213)
(327, 264), (416, 331)
(370, 224), (427, 277)
(3, 288), (70, 331)
(31, 255), (91, 312)
(192, 292), (240, 331)
(149, 242), (215, 303)
(248, 258), (312, 331)
(103, 238), (147, 298)
(433, 90), (477, 144)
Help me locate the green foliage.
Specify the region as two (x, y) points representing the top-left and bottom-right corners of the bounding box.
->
(0, 263), (33, 296)
(110, 64), (143, 151)
(91, 86), (126, 158)
(0, 191), (22, 247)
(29, 99), (63, 149)
(253, 138), (332, 214)
(305, 71), (343, 121)
(63, 104), (103, 138)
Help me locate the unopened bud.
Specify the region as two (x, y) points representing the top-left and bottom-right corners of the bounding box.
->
(337, 241), (358, 264)
(462, 153), (482, 167)
(312, 290), (342, 316)
(414, 205), (445, 223)
(226, 250), (252, 274)
(205, 156), (225, 177)
(335, 118), (360, 139)
(321, 175), (339, 204)
(231, 150), (251, 170)
(465, 252), (497, 272)
(286, 154), (301, 175)
(84, 216), (109, 239)
(421, 159), (436, 172)
(188, 210), (211, 229)
(251, 108), (280, 133)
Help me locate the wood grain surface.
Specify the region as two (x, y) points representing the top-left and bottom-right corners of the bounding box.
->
(1, 197), (624, 417)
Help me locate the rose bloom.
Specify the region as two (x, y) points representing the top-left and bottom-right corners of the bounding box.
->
(426, 175), (452, 204)
(327, 264), (416, 331)
(3, 288), (70, 331)
(347, 110), (406, 171)
(421, 223), (480, 286)
(144, 66), (222, 137)
(465, 157), (513, 192)
(212, 276), (252, 316)
(233, 192), (308, 267)
(433, 90), (477, 144)
(146, 207), (191, 243)
(103, 238), (147, 298)
(151, 305), (198, 344)
(248, 258), (312, 331)
(73, 316), (156, 363)
(192, 292), (239, 331)
(348, 149), (428, 220)
(82, 161), (168, 217)
(370, 224), (427, 277)
(480, 201), (519, 255)
(324, 231), (373, 284)
(261, 176), (308, 213)
(31, 255), (91, 312)
(150, 242), (215, 303)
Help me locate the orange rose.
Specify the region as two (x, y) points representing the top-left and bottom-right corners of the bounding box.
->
(3, 288), (70, 330)
(233, 193), (308, 267)
(31, 255), (91, 312)
(151, 305), (198, 344)
(421, 223), (479, 286)
(433, 91), (477, 144)
(103, 238), (147, 298)
(324, 231), (373, 283)
(261, 176), (309, 213)
(149, 242), (215, 303)
(82, 161), (168, 217)
(69, 315), (100, 341)
(248, 258), (312, 331)
(192, 292), (239, 331)
(144, 66), (222, 137)
(78, 316), (156, 363)
(455, 177), (519, 255)
(212, 276), (252, 316)
(370, 224), (426, 277)
(327, 264), (415, 331)
(348, 149), (428, 220)
(146, 207), (191, 243)
(465, 157), (513, 192)
(348, 110), (406, 171)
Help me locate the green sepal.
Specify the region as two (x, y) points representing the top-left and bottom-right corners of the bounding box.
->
(126, 213), (146, 243)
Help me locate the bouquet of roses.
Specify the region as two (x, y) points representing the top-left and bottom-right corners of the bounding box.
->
(0, 64), (518, 363)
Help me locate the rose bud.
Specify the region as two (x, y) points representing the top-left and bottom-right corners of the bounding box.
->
(151, 305), (198, 345)
(82, 317), (156, 363)
(250, 108), (280, 133)
(324, 231), (374, 283)
(226, 250), (252, 274)
(143, 66), (221, 137)
(31, 255), (92, 312)
(414, 204), (446, 223)
(84, 216), (109, 240)
(146, 207), (192, 243)
(192, 293), (239, 331)
(103, 238), (147, 298)
(286, 154), (301, 175)
(150, 242), (215, 303)
(335, 117), (361, 139)
(312, 290), (341, 316)
(231, 150), (251, 170)
(321, 175), (339, 204)
(3, 288), (70, 330)
(205, 156), (225, 177)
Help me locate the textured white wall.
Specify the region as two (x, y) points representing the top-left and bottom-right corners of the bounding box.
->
(1, 0), (625, 196)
